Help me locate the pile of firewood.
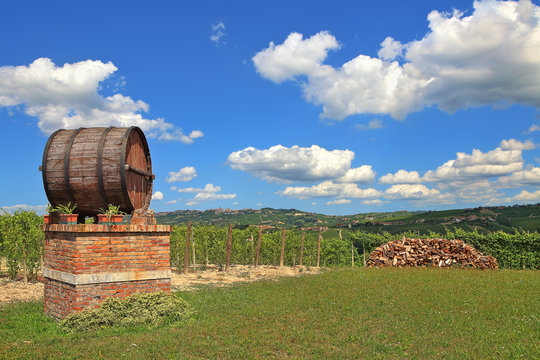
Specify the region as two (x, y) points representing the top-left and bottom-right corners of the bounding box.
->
(367, 237), (498, 269)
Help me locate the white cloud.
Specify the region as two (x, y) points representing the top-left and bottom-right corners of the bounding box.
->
(278, 180), (381, 199)
(194, 192), (236, 201)
(165, 199), (178, 205)
(423, 146), (523, 182)
(378, 37), (404, 61)
(170, 186), (177, 191)
(0, 204), (47, 214)
(177, 183), (236, 204)
(513, 189), (540, 202)
(228, 145), (356, 182)
(166, 166), (197, 183)
(233, 201), (239, 206)
(253, 0), (540, 120)
(379, 169), (423, 184)
(498, 166), (540, 186)
(158, 129), (204, 143)
(336, 165), (376, 184)
(326, 199), (351, 205)
(500, 138), (536, 150)
(384, 184), (452, 203)
(528, 124), (540, 133)
(355, 119), (384, 131)
(361, 199), (384, 206)
(210, 21), (226, 44)
(151, 191), (163, 200)
(436, 179), (504, 203)
(0, 58), (202, 142)
(252, 31), (340, 83)
(178, 183), (221, 193)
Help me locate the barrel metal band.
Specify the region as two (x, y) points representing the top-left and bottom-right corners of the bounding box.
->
(43, 268), (171, 285)
(119, 126), (134, 212)
(41, 129), (61, 207)
(64, 128), (83, 206)
(97, 127), (113, 208)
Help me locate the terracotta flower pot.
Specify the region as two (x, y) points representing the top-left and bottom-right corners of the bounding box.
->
(98, 214), (124, 224)
(59, 214), (78, 224)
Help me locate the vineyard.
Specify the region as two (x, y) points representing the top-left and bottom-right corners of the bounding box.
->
(1, 210), (539, 282)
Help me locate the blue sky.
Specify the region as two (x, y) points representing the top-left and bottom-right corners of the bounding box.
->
(1, 0), (539, 215)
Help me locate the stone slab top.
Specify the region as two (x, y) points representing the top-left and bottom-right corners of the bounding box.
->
(42, 224), (172, 233)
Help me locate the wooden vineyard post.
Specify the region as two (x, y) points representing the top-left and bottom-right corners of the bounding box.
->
(316, 233), (321, 268)
(183, 221), (192, 275)
(363, 238), (366, 267)
(225, 224), (232, 272)
(299, 231), (305, 267)
(192, 236), (196, 270)
(255, 226), (262, 268)
(280, 228), (286, 267)
(176, 236), (181, 272)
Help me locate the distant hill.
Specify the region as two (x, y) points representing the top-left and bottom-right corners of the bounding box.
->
(155, 204), (540, 234)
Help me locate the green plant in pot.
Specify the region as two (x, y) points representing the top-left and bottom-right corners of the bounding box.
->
(43, 203), (56, 224)
(54, 202), (78, 224)
(97, 204), (126, 224)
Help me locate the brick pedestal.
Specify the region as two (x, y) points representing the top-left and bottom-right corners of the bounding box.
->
(42, 224), (171, 319)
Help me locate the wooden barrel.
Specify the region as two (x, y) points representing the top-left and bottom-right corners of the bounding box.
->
(41, 127), (154, 217)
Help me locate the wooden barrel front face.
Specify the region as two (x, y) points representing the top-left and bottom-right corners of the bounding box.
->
(42, 127), (153, 216)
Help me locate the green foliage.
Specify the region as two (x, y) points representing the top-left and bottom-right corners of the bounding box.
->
(170, 225), (359, 268)
(0, 210), (44, 280)
(54, 202), (77, 214)
(45, 203), (55, 215)
(60, 292), (194, 332)
(97, 204), (125, 216)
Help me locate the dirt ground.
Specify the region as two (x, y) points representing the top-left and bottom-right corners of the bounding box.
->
(0, 265), (320, 304)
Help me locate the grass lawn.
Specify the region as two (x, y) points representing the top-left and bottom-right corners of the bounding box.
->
(1, 268), (539, 359)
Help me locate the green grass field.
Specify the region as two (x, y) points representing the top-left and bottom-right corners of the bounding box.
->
(1, 268), (539, 359)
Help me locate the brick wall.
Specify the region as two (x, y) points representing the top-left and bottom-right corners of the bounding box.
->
(43, 224), (171, 319)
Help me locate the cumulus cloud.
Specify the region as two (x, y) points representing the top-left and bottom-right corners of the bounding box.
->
(436, 179), (504, 203)
(423, 145), (524, 182)
(228, 145), (357, 182)
(326, 199), (351, 205)
(528, 124), (540, 133)
(253, 0), (540, 120)
(177, 183), (221, 193)
(498, 166), (540, 186)
(210, 21), (226, 45)
(158, 129), (205, 143)
(336, 165), (376, 183)
(383, 184), (451, 202)
(177, 183), (236, 205)
(253, 31), (340, 83)
(512, 189), (540, 202)
(379, 169), (423, 184)
(277, 181), (381, 199)
(151, 191), (163, 200)
(166, 166), (197, 183)
(500, 139), (536, 150)
(0, 58), (202, 143)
